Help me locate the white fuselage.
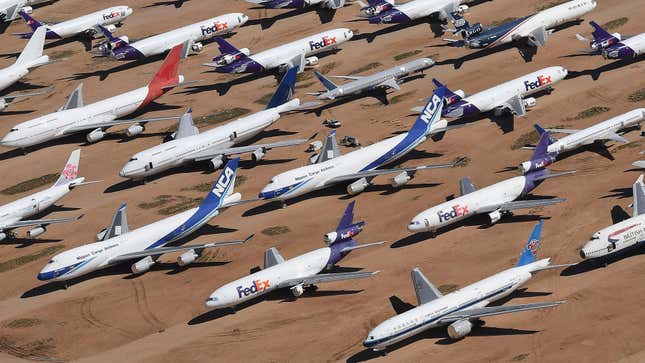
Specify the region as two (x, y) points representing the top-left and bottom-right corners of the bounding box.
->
(408, 176), (527, 232)
(395, 0), (459, 20)
(364, 259), (549, 351)
(548, 108), (645, 154)
(0, 183), (73, 231)
(46, 6), (132, 38)
(205, 247), (332, 308)
(0, 0), (49, 21)
(580, 215), (645, 260)
(620, 33), (645, 57)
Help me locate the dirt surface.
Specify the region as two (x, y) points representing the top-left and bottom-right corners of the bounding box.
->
(0, 0), (643, 362)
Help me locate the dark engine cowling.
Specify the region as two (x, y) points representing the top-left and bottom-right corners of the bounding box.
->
(323, 221), (365, 245)
(461, 23), (483, 39)
(518, 154), (555, 174)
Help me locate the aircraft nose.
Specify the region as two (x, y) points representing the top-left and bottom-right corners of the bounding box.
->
(407, 219), (424, 232)
(126, 7), (133, 16)
(579, 249), (586, 259)
(204, 296), (219, 308)
(37, 269), (55, 281)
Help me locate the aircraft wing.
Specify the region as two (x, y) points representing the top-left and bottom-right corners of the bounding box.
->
(330, 75), (364, 80)
(477, 198), (566, 214)
(192, 138), (308, 161)
(1, 215), (83, 231)
(2, 89), (51, 102)
(599, 131), (629, 143)
(544, 128), (580, 134)
(107, 235), (253, 264)
(322, 159), (464, 186)
(437, 301), (565, 324)
(60, 116), (181, 134)
(276, 271), (379, 289)
(499, 94), (526, 117)
(377, 78), (400, 90)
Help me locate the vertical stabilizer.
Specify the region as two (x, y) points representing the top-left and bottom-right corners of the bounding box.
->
(16, 26), (47, 67)
(54, 149), (81, 187)
(516, 220), (543, 266)
(266, 66), (297, 109)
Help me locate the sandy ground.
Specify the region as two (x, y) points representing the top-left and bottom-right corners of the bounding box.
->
(0, 0), (643, 362)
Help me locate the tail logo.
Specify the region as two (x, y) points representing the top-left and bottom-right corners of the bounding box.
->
(62, 163), (78, 181)
(524, 75), (552, 91)
(420, 94), (442, 124)
(212, 166), (235, 198)
(526, 238), (540, 257)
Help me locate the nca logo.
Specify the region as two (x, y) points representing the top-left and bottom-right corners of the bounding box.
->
(211, 167), (235, 197)
(437, 204), (469, 222)
(419, 94), (442, 124)
(523, 74), (552, 91)
(102, 11), (123, 20)
(309, 36), (337, 50)
(236, 279), (270, 298)
(62, 163), (77, 181)
(201, 21), (228, 35)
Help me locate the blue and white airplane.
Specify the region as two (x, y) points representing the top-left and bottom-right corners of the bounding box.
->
(38, 159), (250, 283)
(258, 87), (463, 204)
(364, 221), (566, 351)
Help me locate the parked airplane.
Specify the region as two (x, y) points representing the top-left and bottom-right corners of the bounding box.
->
(445, 0), (596, 54)
(37, 159), (250, 282)
(356, 0), (394, 19)
(580, 175), (645, 260)
(362, 0), (467, 24)
(120, 67), (309, 181)
(0, 0), (50, 23)
(576, 20), (645, 60)
(0, 45), (187, 150)
(204, 201), (381, 310)
(258, 87), (463, 204)
(96, 13), (248, 60)
(364, 220), (565, 351)
(309, 58), (434, 101)
(517, 108), (645, 173)
(412, 67), (568, 118)
(203, 28), (353, 74)
(245, 0), (345, 11)
(0, 27), (50, 92)
(408, 132), (569, 233)
(0, 149), (91, 241)
(15, 6), (132, 39)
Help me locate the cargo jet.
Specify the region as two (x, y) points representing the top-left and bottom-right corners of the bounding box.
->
(575, 20), (645, 60)
(0, 45), (187, 149)
(0, 0), (52, 23)
(258, 87), (463, 204)
(0, 149), (92, 242)
(95, 13), (248, 60)
(246, 0), (345, 11)
(120, 67), (308, 181)
(37, 159), (250, 282)
(204, 201), (381, 310)
(203, 28), (353, 74)
(0, 26), (50, 92)
(364, 221), (565, 351)
(362, 0), (468, 25)
(408, 132), (569, 233)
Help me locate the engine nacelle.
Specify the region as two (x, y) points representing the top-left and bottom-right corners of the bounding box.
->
(20, 6), (33, 14)
(429, 118), (448, 133)
(488, 210), (502, 224)
(305, 56), (319, 66)
(27, 226), (46, 238)
(177, 249), (198, 266)
(347, 177), (370, 195)
(0, 99), (7, 111)
(96, 228), (107, 241)
(518, 155), (555, 174)
(307, 140), (323, 152)
(251, 148), (265, 162)
(454, 89), (465, 99)
(209, 156), (224, 170)
(131, 256), (155, 274)
(323, 221), (365, 245)
(447, 319), (473, 339)
(86, 128), (106, 143)
(457, 4), (469, 13)
(191, 42), (204, 53)
(391, 171), (411, 187)
(222, 192), (242, 206)
(460, 23), (482, 39)
(523, 97), (537, 109)
(291, 284), (305, 297)
(0, 232), (7, 242)
(612, 32), (622, 41)
(126, 124), (144, 137)
(103, 24), (116, 33)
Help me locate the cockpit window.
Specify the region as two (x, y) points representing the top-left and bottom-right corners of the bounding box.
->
(129, 157), (137, 161)
(47, 259), (55, 264)
(10, 128), (17, 132)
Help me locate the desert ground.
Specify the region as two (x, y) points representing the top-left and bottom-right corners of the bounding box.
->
(0, 0), (643, 362)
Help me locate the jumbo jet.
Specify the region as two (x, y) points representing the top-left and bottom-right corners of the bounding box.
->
(0, 149), (92, 242)
(408, 132), (569, 233)
(412, 67), (568, 119)
(95, 13), (248, 60)
(203, 28), (353, 74)
(0, 45), (187, 150)
(310, 57), (434, 101)
(516, 108), (645, 173)
(258, 87), (463, 205)
(0, 26), (50, 93)
(15, 6), (132, 39)
(445, 0), (596, 53)
(579, 175), (645, 260)
(37, 159), (250, 282)
(364, 221), (565, 351)
(120, 67), (308, 181)
(362, 0), (468, 24)
(205, 201), (381, 310)
(575, 20), (645, 60)
(0, 0), (51, 23)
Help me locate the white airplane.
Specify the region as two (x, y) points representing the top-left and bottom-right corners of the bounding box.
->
(204, 201), (381, 310)
(0, 26), (50, 93)
(0, 45), (187, 150)
(408, 132), (570, 233)
(0, 149), (92, 241)
(203, 28), (354, 74)
(517, 108), (645, 173)
(412, 67), (568, 119)
(37, 158), (250, 282)
(96, 13), (248, 61)
(0, 0), (50, 23)
(364, 220), (566, 351)
(362, 0), (468, 24)
(120, 67), (308, 181)
(258, 87), (462, 204)
(15, 5), (132, 40)
(580, 175), (645, 260)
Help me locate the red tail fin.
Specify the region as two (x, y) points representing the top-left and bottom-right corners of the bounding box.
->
(141, 45), (183, 108)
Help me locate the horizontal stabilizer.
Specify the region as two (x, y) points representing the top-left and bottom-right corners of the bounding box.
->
(339, 241), (385, 253)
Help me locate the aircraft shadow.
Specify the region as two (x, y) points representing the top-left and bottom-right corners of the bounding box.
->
(142, 0), (190, 8)
(352, 19), (444, 44)
(245, 6), (339, 30)
(561, 245), (645, 276)
(2, 81), (49, 93)
(305, 90), (393, 116)
(63, 53), (166, 81)
(566, 55), (644, 80)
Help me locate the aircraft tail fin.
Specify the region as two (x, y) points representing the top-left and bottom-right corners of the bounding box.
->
(408, 86), (446, 137)
(148, 44), (182, 88)
(336, 201), (356, 230)
(174, 108), (199, 139)
(534, 124), (556, 144)
(516, 220), (543, 266)
(530, 131), (551, 161)
(589, 21), (618, 44)
(200, 158), (240, 210)
(214, 36), (244, 56)
(432, 78), (461, 105)
(266, 66), (297, 110)
(18, 10), (42, 32)
(54, 149), (81, 187)
(314, 71), (338, 91)
(632, 175), (645, 217)
(15, 26), (47, 67)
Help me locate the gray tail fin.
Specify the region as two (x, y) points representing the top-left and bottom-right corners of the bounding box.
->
(16, 26), (46, 67)
(101, 203), (129, 240)
(314, 71), (338, 91)
(632, 175), (645, 217)
(264, 247), (285, 268)
(174, 108), (199, 139)
(53, 149), (81, 187)
(411, 268), (442, 305)
(61, 83), (84, 111)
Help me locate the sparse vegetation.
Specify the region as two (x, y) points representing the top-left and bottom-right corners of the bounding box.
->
(138, 195), (174, 209)
(628, 88), (645, 103)
(235, 175), (247, 187)
(194, 108), (251, 128)
(612, 140), (642, 154)
(49, 49), (76, 60)
(5, 318), (42, 329)
(512, 353), (530, 361)
(197, 249), (222, 263)
(602, 17), (628, 31)
(438, 284), (458, 294)
(389, 90), (416, 104)
(0, 335), (58, 361)
(158, 196), (202, 215)
(536, 0), (568, 11)
(296, 71), (314, 82)
(319, 61), (338, 75)
(455, 156), (471, 167)
(0, 246), (65, 274)
(394, 50), (422, 61)
(512, 130), (541, 150)
(1, 173), (59, 195)
(349, 62), (382, 75)
(490, 17), (519, 26)
(261, 226), (290, 236)
(567, 106), (610, 120)
(295, 81), (315, 89)
(254, 92), (274, 105)
(181, 183), (213, 193)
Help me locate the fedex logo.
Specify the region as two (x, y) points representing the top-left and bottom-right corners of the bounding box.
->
(420, 94), (442, 124)
(437, 204), (469, 222)
(236, 279), (270, 298)
(201, 21), (228, 36)
(212, 167), (235, 197)
(62, 163), (77, 180)
(309, 36), (337, 50)
(523, 75), (552, 91)
(102, 11), (123, 20)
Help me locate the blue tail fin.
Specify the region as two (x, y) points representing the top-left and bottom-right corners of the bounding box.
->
(18, 11), (42, 31)
(530, 131), (551, 161)
(589, 21), (617, 44)
(409, 86), (446, 137)
(97, 24), (120, 43)
(314, 71), (338, 91)
(336, 201), (356, 230)
(534, 123), (546, 136)
(432, 78), (461, 105)
(516, 220), (543, 266)
(201, 158), (239, 209)
(214, 36), (243, 56)
(266, 66), (297, 109)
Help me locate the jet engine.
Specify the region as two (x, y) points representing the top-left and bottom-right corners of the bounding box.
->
(454, 89), (465, 98)
(191, 42), (204, 53)
(21, 6), (33, 14)
(86, 128), (106, 143)
(323, 221), (365, 245)
(291, 284), (305, 297)
(305, 56), (319, 66)
(488, 210), (502, 224)
(347, 177), (370, 195)
(457, 4), (469, 13)
(0, 233), (6, 241)
(126, 124), (144, 137)
(251, 148), (265, 162)
(0, 99), (7, 111)
(131, 256), (155, 274)
(447, 319), (473, 339)
(103, 24), (117, 33)
(209, 155), (224, 170)
(213, 48), (250, 66)
(177, 249), (198, 266)
(523, 97), (536, 108)
(222, 192), (242, 206)
(460, 23), (483, 39)
(27, 226), (46, 238)
(391, 171), (411, 187)
(518, 155), (555, 174)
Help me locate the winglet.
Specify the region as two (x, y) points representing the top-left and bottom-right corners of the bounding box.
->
(54, 149), (81, 187)
(516, 220), (543, 267)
